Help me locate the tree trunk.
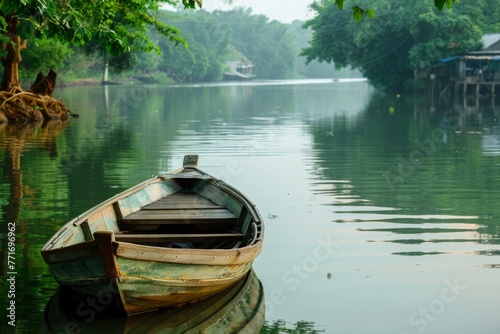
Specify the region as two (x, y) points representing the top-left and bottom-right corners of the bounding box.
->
(103, 61), (109, 82)
(1, 14), (27, 92)
(0, 14), (71, 123)
(29, 69), (57, 96)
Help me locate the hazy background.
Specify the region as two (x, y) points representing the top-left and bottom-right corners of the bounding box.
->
(202, 0), (314, 23)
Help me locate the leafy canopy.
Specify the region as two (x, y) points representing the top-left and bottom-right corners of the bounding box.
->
(0, 0), (202, 54)
(333, 0), (460, 21)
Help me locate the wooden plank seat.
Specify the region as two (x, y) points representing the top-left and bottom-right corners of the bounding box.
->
(119, 208), (238, 225)
(114, 232), (244, 243)
(142, 192), (224, 210)
(117, 191), (239, 232)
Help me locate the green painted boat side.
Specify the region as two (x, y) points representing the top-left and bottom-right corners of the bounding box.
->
(115, 255), (254, 314)
(41, 155), (264, 315)
(44, 269), (265, 333)
(115, 240), (262, 266)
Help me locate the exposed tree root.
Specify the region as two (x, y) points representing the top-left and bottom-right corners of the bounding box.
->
(0, 88), (71, 124)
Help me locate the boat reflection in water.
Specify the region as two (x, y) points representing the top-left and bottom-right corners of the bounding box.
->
(44, 269), (264, 334)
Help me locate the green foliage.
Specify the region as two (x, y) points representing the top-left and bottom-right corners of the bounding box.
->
(352, 5), (375, 21)
(452, 0), (500, 33)
(333, 0), (458, 20)
(209, 8), (296, 79)
(0, 0), (203, 55)
(261, 319), (324, 333)
(135, 50), (163, 73)
(20, 38), (72, 77)
(109, 52), (138, 73)
(288, 20), (355, 79)
(407, 11), (482, 69)
(302, 0), (488, 91)
(434, 0), (459, 10)
(148, 9), (298, 81)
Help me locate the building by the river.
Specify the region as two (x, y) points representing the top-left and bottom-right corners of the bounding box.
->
(440, 34), (500, 104)
(223, 58), (255, 81)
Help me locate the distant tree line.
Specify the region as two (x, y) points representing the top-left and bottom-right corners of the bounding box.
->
(19, 8), (343, 85)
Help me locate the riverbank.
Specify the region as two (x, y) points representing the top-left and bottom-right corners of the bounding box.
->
(0, 78), (105, 124)
(57, 78), (102, 87)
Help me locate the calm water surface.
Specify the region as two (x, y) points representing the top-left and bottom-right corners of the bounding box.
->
(1, 80), (500, 333)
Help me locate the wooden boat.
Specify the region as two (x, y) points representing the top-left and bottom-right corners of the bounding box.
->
(44, 269), (265, 333)
(41, 155), (264, 315)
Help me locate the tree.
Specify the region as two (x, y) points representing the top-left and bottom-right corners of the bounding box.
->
(213, 9), (296, 79)
(19, 38), (72, 81)
(333, 0), (460, 21)
(0, 0), (201, 123)
(153, 9), (297, 82)
(165, 10), (231, 81)
(302, 0), (484, 91)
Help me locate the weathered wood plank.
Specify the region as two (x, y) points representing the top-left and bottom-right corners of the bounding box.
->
(41, 239), (100, 264)
(94, 231), (119, 280)
(87, 205), (120, 233)
(81, 221), (93, 241)
(116, 241), (260, 265)
(121, 208), (237, 225)
(142, 192), (223, 210)
(114, 232), (244, 243)
(193, 180), (243, 216)
(183, 155), (199, 168)
(118, 182), (180, 217)
(118, 223), (234, 231)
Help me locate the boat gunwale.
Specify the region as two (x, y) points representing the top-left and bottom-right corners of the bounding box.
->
(41, 167), (264, 253)
(115, 237), (263, 265)
(41, 175), (164, 252)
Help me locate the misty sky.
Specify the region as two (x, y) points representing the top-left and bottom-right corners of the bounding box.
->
(203, 0), (315, 23)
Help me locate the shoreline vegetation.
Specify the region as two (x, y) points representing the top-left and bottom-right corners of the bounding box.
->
(0, 78), (117, 124)
(0, 76), (151, 124)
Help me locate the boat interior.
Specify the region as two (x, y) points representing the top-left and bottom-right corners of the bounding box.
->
(51, 176), (262, 251)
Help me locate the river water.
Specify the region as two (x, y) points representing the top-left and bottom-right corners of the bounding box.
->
(1, 80), (500, 333)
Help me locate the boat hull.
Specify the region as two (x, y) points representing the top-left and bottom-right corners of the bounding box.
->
(42, 236), (262, 315)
